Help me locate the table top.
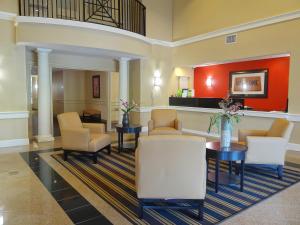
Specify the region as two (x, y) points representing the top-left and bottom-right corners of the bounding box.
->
(115, 124), (142, 133)
(206, 142), (247, 152)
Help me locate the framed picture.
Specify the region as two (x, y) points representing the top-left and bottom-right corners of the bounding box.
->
(92, 75), (100, 98)
(229, 69), (268, 98)
(181, 88), (189, 98)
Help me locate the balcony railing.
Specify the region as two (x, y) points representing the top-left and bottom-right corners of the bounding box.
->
(19, 0), (146, 36)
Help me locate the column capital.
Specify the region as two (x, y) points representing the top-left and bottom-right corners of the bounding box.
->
(118, 57), (131, 62)
(37, 48), (52, 54)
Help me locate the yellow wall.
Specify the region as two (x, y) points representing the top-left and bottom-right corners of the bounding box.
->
(142, 0), (173, 41)
(0, 0), (18, 13)
(173, 0), (300, 40)
(0, 20), (28, 142)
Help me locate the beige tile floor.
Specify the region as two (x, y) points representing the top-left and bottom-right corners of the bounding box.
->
(0, 133), (299, 225)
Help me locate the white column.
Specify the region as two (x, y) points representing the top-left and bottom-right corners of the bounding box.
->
(36, 48), (54, 142)
(119, 57), (130, 124)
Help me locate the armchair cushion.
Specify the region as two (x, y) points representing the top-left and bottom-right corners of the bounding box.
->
(149, 127), (182, 135)
(61, 128), (90, 151)
(83, 123), (105, 134)
(267, 118), (290, 137)
(238, 129), (268, 143)
(246, 136), (288, 165)
(89, 133), (111, 152)
(151, 109), (177, 128)
(58, 112), (83, 129)
(136, 135), (206, 200)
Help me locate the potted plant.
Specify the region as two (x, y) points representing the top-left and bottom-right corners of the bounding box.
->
(208, 98), (243, 148)
(120, 99), (137, 127)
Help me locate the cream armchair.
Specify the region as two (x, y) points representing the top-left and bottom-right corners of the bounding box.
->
(238, 118), (294, 179)
(135, 135), (206, 220)
(148, 109), (182, 135)
(57, 112), (111, 163)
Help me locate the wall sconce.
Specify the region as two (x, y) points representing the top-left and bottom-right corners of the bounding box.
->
(206, 76), (213, 87)
(153, 70), (162, 87)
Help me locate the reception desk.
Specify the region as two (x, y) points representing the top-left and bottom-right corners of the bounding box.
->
(169, 97), (245, 109)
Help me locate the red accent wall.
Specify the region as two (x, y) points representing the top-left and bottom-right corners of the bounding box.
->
(194, 57), (290, 111)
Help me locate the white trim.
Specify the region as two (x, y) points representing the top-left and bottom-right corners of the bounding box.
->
(15, 16), (172, 47)
(35, 135), (55, 143)
(0, 111), (29, 120)
(171, 9), (300, 47)
(10, 9), (300, 48)
(288, 143), (300, 152)
(0, 11), (16, 21)
(0, 138), (29, 148)
(135, 106), (300, 121)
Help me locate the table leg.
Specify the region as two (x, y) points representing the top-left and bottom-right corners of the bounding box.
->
(135, 132), (140, 149)
(229, 161), (232, 175)
(215, 158), (220, 193)
(118, 132), (121, 153)
(120, 132), (124, 153)
(240, 160), (245, 192)
(206, 155), (209, 178)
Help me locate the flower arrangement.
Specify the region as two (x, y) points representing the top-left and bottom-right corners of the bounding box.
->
(208, 97), (243, 134)
(120, 99), (138, 113)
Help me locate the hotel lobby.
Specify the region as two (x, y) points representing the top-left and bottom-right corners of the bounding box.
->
(1, 0), (300, 224)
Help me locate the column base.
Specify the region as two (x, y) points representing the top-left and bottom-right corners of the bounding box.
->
(35, 135), (55, 143)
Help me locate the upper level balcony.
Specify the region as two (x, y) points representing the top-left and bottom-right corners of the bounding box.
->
(18, 0), (146, 36)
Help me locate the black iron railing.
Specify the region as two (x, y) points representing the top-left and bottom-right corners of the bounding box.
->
(19, 0), (146, 36)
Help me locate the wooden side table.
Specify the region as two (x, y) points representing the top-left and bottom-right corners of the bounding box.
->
(115, 124), (142, 153)
(206, 142), (247, 193)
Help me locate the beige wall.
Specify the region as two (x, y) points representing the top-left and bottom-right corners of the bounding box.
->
(0, 0), (18, 13)
(173, 0), (300, 40)
(52, 70), (64, 115)
(56, 69), (109, 120)
(0, 20), (28, 142)
(173, 19), (300, 114)
(142, 0), (173, 41)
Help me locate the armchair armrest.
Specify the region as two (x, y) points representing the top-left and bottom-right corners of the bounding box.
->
(61, 128), (90, 151)
(174, 119), (182, 131)
(238, 129), (268, 143)
(148, 120), (154, 133)
(83, 123), (105, 134)
(246, 136), (288, 165)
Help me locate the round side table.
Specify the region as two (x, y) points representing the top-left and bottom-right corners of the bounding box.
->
(115, 124), (142, 153)
(206, 142), (247, 193)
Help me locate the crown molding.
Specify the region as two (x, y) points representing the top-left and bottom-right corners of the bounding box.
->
(0, 11), (16, 21)
(3, 9), (300, 47)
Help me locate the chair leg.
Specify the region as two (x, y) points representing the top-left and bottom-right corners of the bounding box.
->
(277, 165), (283, 179)
(63, 151), (68, 161)
(93, 152), (98, 164)
(138, 199), (143, 219)
(198, 200), (204, 221)
(107, 145), (111, 155)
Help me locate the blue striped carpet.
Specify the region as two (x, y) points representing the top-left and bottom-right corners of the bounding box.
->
(52, 148), (300, 225)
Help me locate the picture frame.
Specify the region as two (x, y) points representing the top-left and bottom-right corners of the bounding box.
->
(229, 69), (268, 98)
(181, 88), (189, 98)
(92, 75), (100, 98)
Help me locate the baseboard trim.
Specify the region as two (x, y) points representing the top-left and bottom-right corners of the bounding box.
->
(35, 135), (55, 143)
(0, 138), (29, 148)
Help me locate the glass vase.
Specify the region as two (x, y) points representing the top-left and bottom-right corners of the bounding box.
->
(220, 116), (232, 148)
(122, 112), (129, 127)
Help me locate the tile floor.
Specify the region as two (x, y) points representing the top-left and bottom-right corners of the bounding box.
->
(0, 133), (299, 225)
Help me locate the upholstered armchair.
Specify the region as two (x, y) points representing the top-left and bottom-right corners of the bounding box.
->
(238, 118), (294, 178)
(135, 135), (207, 220)
(148, 109), (182, 135)
(57, 112), (111, 163)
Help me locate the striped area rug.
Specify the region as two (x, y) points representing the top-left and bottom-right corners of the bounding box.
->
(52, 149), (300, 225)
